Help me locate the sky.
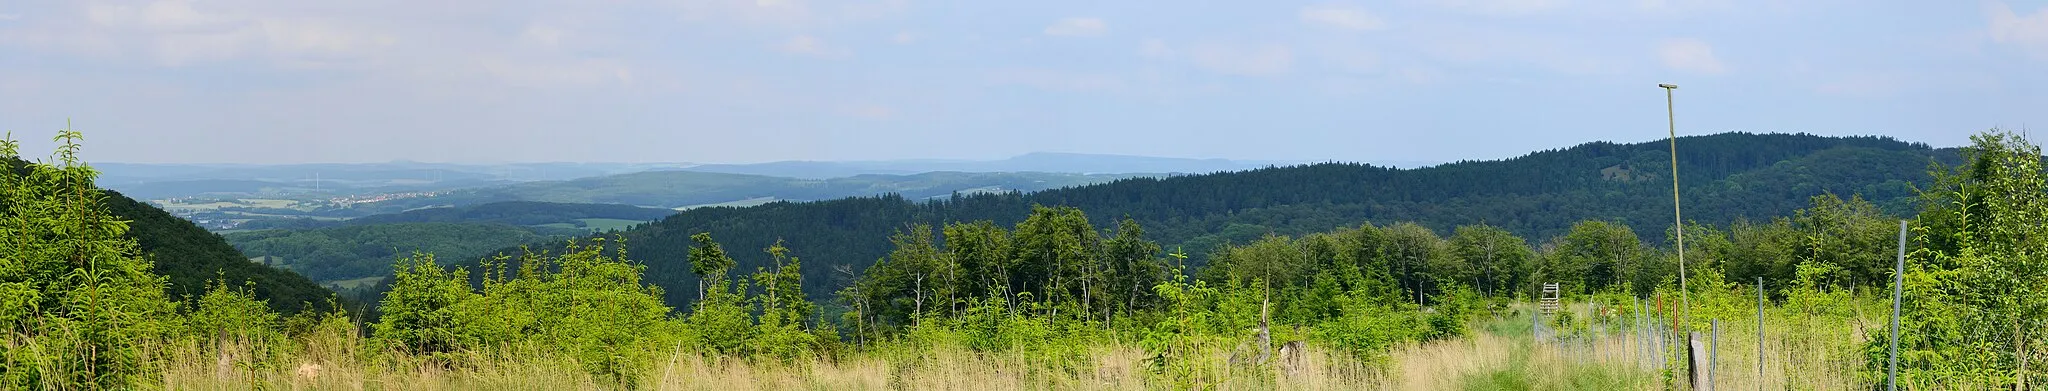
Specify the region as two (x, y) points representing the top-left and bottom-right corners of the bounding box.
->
(1, 1), (2044, 164)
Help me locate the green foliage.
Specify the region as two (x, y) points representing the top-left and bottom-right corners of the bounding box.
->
(1873, 129), (2048, 388)
(187, 279), (283, 345)
(747, 240), (820, 362)
(1538, 220), (1648, 296)
(371, 239), (676, 384)
(371, 252), (478, 357)
(1448, 224), (1534, 299)
(1311, 291), (1423, 366)
(1, 128), (181, 389)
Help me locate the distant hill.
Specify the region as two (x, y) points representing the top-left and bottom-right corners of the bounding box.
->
(352, 170), (1148, 212)
(93, 161), (678, 200)
(452, 132), (1961, 306)
(671, 152), (1305, 179)
(241, 201), (675, 230)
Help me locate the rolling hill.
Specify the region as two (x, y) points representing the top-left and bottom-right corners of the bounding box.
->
(671, 152), (1308, 178)
(351, 170), (1148, 213)
(453, 132), (1964, 306)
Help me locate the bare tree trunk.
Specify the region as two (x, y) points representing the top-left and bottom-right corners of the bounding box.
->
(1257, 283), (1273, 365)
(1082, 267), (1092, 323)
(913, 275), (925, 327)
(1484, 242), (1497, 298)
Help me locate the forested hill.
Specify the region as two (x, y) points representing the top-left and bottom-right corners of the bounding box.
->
(473, 132), (1960, 306)
(102, 190), (338, 313)
(6, 158), (336, 313)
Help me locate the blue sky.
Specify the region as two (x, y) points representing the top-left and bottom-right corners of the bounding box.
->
(1, 0), (2044, 164)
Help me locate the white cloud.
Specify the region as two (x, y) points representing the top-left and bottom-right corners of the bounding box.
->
(478, 57), (635, 88)
(1043, 17), (1106, 37)
(85, 1), (241, 32)
(0, 13), (20, 21)
(1657, 38), (1726, 75)
(1138, 38), (1172, 58)
(988, 68), (1125, 92)
(777, 34), (848, 57)
(1321, 47), (1379, 72)
(19, 1), (399, 67)
(1188, 43), (1293, 76)
(1425, 0), (1568, 16)
(1299, 4), (1386, 31)
(892, 31), (915, 44)
(522, 24), (567, 48)
(1987, 1), (2048, 59)
(670, 0), (908, 30)
(840, 103), (896, 119)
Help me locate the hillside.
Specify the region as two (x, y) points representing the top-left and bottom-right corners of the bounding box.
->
(6, 158), (336, 313)
(102, 190), (340, 312)
(461, 132), (1961, 306)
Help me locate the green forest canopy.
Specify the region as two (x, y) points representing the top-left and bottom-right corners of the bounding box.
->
(455, 132), (1960, 309)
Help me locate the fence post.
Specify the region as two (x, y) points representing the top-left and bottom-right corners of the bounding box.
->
(1710, 319), (1719, 391)
(1889, 220), (1907, 391)
(1757, 276), (1764, 391)
(1689, 330), (1706, 390)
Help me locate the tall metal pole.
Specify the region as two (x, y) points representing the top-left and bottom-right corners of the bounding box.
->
(1661, 83), (1690, 333)
(1888, 220), (1908, 391)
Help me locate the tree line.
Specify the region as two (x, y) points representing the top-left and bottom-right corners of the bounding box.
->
(473, 133), (1956, 309)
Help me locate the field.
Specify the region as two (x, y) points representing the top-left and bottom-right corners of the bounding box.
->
(534, 218), (648, 232)
(322, 276), (385, 291)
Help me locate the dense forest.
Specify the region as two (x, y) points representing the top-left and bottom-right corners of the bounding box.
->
(224, 201), (675, 292)
(225, 222), (588, 289)
(4, 129), (2038, 389)
(461, 132), (1960, 308)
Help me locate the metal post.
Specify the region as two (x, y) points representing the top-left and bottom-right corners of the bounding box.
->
(1888, 220), (1908, 391)
(1710, 319), (1719, 391)
(1757, 276), (1765, 391)
(1635, 297), (1645, 368)
(1662, 83), (1691, 336)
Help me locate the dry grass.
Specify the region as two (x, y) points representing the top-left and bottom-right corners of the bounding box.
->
(157, 302), (1872, 390)
(160, 340), (1391, 390)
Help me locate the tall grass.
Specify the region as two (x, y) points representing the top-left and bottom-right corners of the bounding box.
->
(152, 300), (1878, 390)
